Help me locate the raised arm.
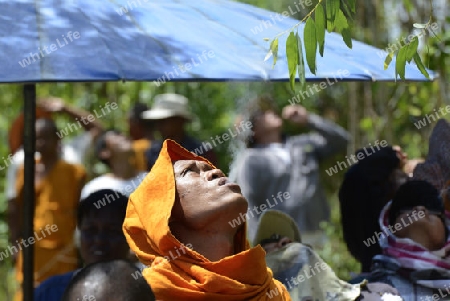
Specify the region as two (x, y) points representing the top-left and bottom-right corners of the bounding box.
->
(38, 97), (105, 136)
(282, 104), (350, 160)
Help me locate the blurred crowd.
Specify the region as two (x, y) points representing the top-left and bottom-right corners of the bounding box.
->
(5, 94), (450, 301)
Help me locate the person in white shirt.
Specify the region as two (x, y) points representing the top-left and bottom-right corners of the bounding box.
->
(81, 130), (147, 200)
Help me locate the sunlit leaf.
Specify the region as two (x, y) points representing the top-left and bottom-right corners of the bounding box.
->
(342, 28), (352, 48)
(413, 23), (428, 29)
(395, 46), (408, 80)
(335, 9), (349, 32)
(359, 117), (373, 130)
(384, 52), (394, 70)
(263, 37), (270, 41)
(286, 32), (298, 90)
(315, 3), (326, 56)
(405, 36), (418, 63)
(408, 106), (422, 116)
(304, 17), (317, 74)
(413, 53), (430, 79)
(326, 20), (334, 33)
(296, 31), (306, 87)
(264, 51), (273, 62)
(265, 38), (279, 68)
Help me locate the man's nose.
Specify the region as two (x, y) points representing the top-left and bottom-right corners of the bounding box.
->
(277, 237), (293, 248)
(205, 169), (225, 181)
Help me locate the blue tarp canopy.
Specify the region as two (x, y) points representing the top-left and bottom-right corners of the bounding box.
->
(0, 0), (435, 83)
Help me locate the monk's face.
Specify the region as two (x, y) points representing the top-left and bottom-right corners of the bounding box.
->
(171, 160), (248, 229)
(35, 121), (59, 156)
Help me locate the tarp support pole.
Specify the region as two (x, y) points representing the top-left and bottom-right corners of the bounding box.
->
(23, 84), (36, 301)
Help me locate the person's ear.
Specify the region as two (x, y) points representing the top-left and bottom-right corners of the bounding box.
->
(99, 148), (111, 161)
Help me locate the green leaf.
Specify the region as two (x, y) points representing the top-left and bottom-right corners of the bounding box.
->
(340, 1), (354, 22)
(408, 106), (422, 116)
(326, 0), (339, 26)
(413, 23), (428, 29)
(405, 37), (418, 63)
(286, 32), (298, 90)
(326, 20), (334, 33)
(335, 9), (349, 32)
(384, 52), (394, 70)
(315, 3), (326, 56)
(304, 17), (317, 74)
(413, 53), (430, 79)
(403, 0), (413, 12)
(347, 0), (356, 13)
(395, 46), (408, 80)
(264, 38), (279, 68)
(342, 28), (352, 48)
(359, 117), (373, 131)
(296, 31), (306, 87)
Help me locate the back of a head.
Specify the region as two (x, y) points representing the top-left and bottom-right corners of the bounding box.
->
(389, 180), (444, 226)
(338, 146), (403, 271)
(78, 189), (128, 226)
(128, 103), (153, 139)
(245, 95), (279, 148)
(94, 129), (121, 167)
(62, 260), (155, 301)
(128, 102), (149, 121)
(36, 118), (59, 134)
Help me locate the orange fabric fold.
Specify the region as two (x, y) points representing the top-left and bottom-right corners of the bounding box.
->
(123, 139), (290, 301)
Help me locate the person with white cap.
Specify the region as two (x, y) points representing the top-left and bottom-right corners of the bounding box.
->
(254, 209), (403, 301)
(143, 93), (217, 168)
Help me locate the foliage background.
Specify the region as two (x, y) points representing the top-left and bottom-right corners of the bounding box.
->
(0, 0), (448, 298)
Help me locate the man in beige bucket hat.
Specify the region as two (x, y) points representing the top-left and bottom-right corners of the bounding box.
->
(143, 93), (217, 168)
(254, 210), (402, 301)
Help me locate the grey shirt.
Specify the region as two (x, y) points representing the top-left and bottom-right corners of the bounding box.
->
(231, 114), (350, 243)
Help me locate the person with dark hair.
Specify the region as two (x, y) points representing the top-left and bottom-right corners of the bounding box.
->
(127, 102), (155, 172)
(123, 140), (290, 300)
(128, 102), (151, 141)
(361, 180), (450, 300)
(339, 145), (408, 274)
(230, 95), (350, 248)
(34, 189), (131, 301)
(61, 259), (155, 301)
(8, 118), (87, 301)
(81, 130), (147, 199)
(143, 93), (218, 169)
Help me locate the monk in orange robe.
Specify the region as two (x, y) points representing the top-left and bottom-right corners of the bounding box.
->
(123, 139), (291, 300)
(128, 102), (154, 172)
(9, 118), (86, 300)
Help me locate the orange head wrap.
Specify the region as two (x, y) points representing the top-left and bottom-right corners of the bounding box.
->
(123, 139), (290, 300)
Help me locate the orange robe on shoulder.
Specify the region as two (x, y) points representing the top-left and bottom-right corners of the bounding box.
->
(14, 160), (86, 290)
(132, 138), (151, 172)
(123, 139), (291, 301)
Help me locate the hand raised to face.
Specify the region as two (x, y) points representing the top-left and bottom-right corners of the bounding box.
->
(282, 105), (309, 126)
